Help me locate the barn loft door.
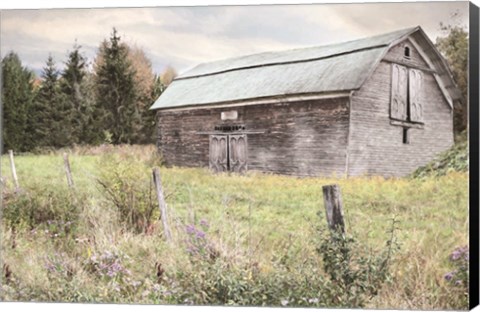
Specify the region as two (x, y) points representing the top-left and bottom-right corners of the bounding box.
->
(229, 134), (248, 173)
(409, 69), (424, 122)
(391, 64), (408, 120)
(209, 135), (228, 172)
(209, 134), (248, 173)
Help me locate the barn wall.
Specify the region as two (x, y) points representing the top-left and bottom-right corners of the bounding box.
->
(347, 43), (454, 177)
(156, 97), (350, 176)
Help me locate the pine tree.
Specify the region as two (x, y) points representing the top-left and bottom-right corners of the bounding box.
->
(94, 28), (138, 144)
(31, 55), (70, 148)
(1, 52), (35, 152)
(61, 43), (86, 144)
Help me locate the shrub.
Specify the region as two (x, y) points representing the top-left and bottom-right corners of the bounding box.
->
(444, 245), (469, 306)
(2, 184), (80, 232)
(316, 217), (400, 307)
(96, 154), (159, 233)
(412, 135), (468, 178)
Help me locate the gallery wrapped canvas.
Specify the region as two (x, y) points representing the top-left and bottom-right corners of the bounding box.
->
(0, 0), (478, 311)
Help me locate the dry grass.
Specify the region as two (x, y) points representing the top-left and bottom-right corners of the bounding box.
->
(0, 145), (469, 308)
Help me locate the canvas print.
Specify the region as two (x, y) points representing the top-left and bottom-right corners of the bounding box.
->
(0, 1), (476, 310)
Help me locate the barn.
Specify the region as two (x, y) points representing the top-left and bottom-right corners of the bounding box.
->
(150, 26), (462, 177)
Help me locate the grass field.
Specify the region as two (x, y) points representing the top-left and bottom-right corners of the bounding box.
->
(0, 145), (469, 309)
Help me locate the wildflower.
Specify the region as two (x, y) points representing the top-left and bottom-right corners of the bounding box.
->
(444, 271), (455, 281)
(44, 262), (56, 273)
(131, 280), (141, 287)
(195, 229), (206, 239)
(199, 219), (209, 228)
(451, 246), (469, 261)
(281, 299), (289, 306)
(112, 282), (121, 292)
(142, 290), (150, 297)
(186, 224), (196, 235)
(308, 298), (319, 304)
(152, 284), (161, 292)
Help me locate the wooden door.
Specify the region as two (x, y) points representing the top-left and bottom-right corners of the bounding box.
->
(391, 64), (408, 120)
(209, 135), (228, 172)
(409, 69), (424, 122)
(228, 134), (248, 173)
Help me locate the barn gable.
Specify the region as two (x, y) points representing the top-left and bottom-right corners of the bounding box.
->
(150, 26), (460, 111)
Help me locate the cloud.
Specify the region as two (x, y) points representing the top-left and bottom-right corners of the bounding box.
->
(0, 2), (469, 76)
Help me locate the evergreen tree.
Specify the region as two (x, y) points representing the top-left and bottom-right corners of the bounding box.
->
(61, 43), (86, 144)
(79, 72), (103, 144)
(31, 55), (70, 148)
(94, 28), (138, 144)
(1, 52), (35, 152)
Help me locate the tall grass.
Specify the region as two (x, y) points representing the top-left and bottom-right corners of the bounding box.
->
(0, 145), (469, 309)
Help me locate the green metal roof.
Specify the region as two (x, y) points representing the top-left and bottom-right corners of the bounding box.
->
(151, 26), (448, 110)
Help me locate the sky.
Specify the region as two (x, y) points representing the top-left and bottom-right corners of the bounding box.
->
(0, 1), (470, 77)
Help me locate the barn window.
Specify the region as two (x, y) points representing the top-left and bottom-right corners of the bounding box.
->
(391, 64), (424, 123)
(402, 128), (409, 144)
(404, 46), (410, 59)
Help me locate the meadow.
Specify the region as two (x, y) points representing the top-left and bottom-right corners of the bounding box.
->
(0, 145), (469, 309)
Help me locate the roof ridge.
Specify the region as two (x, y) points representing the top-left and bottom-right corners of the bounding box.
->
(178, 26), (419, 80)
(175, 44), (388, 81)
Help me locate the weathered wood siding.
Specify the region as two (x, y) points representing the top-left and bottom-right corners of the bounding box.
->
(347, 41), (453, 177)
(157, 97), (350, 176)
(386, 41), (430, 69)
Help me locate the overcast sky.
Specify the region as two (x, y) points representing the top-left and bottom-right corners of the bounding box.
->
(0, 1), (469, 77)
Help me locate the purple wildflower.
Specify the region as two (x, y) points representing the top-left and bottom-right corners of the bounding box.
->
(44, 262), (56, 273)
(199, 219), (209, 228)
(451, 246), (469, 261)
(195, 229), (206, 239)
(444, 271), (455, 281)
(186, 224), (196, 235)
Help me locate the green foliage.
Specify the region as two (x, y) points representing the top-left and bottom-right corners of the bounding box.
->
(436, 24), (468, 134)
(60, 44), (100, 145)
(30, 55), (74, 148)
(96, 154), (159, 233)
(0, 149), (469, 309)
(1, 52), (35, 152)
(411, 134), (468, 178)
(443, 245), (469, 307)
(316, 218), (400, 307)
(2, 184), (80, 232)
(94, 28), (138, 144)
(2, 28), (164, 151)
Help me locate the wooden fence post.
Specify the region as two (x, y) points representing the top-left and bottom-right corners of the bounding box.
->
(152, 167), (172, 243)
(8, 150), (20, 192)
(322, 184), (345, 234)
(63, 153), (74, 188)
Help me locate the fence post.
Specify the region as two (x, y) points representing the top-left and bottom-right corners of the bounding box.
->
(63, 153), (74, 188)
(152, 167), (172, 243)
(322, 184), (345, 234)
(8, 150), (20, 192)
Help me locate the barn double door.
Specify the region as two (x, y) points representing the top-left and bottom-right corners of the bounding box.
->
(209, 134), (247, 173)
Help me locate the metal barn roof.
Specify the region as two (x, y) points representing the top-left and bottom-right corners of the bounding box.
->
(151, 26), (459, 110)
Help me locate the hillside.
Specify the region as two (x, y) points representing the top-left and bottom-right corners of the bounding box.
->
(411, 135), (468, 178)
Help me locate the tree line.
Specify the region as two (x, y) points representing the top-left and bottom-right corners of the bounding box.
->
(1, 25), (469, 153)
(2, 28), (175, 152)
